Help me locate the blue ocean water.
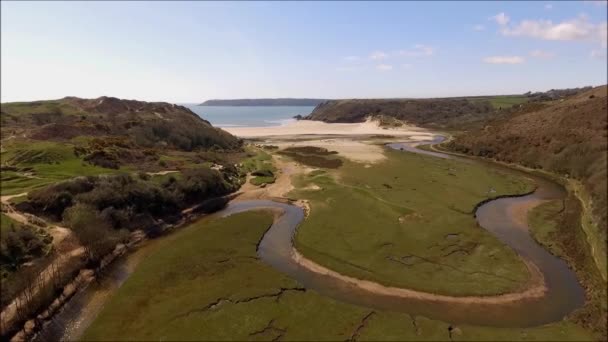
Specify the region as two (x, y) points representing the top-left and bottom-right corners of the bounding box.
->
(184, 105), (315, 128)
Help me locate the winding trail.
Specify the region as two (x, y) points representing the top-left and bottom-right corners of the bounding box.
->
(1, 193), (84, 336)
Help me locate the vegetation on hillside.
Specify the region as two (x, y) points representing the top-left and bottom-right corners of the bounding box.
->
(448, 85), (608, 279)
(528, 198), (607, 339)
(303, 87), (595, 129)
(1, 96), (241, 151)
(304, 98), (496, 128)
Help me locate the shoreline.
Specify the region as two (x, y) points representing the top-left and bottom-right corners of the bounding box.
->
(222, 119), (433, 138)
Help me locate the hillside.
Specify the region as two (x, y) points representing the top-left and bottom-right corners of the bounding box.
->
(448, 85), (608, 273)
(199, 98), (327, 106)
(1, 96), (241, 151)
(303, 90), (592, 129)
(304, 98), (499, 128)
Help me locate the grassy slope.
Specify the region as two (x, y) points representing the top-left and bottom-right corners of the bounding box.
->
(292, 148), (535, 296)
(470, 95), (529, 109)
(0, 140), (125, 195)
(0, 213), (18, 236)
(528, 199), (608, 339)
(84, 211), (593, 341)
(528, 201), (567, 256)
(449, 86), (607, 282)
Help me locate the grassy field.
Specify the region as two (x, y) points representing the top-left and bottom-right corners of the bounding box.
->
(0, 140), (125, 195)
(241, 148), (277, 185)
(291, 147), (536, 296)
(83, 211), (594, 341)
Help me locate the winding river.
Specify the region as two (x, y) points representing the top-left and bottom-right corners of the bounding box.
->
(34, 136), (584, 341)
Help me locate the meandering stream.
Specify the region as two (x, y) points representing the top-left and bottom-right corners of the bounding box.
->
(34, 136), (584, 341)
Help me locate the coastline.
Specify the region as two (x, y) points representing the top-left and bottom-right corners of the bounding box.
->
(222, 119), (432, 138)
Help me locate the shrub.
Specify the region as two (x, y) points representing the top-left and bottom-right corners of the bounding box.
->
(251, 169), (274, 177)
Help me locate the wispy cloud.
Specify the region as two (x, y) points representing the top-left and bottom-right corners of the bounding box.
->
(544, 3), (553, 10)
(490, 12), (510, 26)
(530, 49), (555, 59)
(376, 64), (393, 71)
(473, 24), (485, 31)
(370, 51), (389, 60)
(494, 14), (607, 47)
(401, 63), (412, 69)
(398, 44), (435, 57)
(483, 56), (525, 64)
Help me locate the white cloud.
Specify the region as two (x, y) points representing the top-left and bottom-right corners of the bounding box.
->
(490, 12), (510, 26)
(530, 49), (555, 58)
(473, 24), (485, 31)
(544, 4), (553, 10)
(370, 51), (389, 60)
(344, 56), (360, 62)
(483, 56), (525, 64)
(376, 64), (393, 71)
(398, 44), (435, 57)
(401, 63), (412, 69)
(498, 15), (607, 47)
(591, 49), (607, 59)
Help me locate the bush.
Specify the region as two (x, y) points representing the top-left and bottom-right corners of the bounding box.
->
(0, 225), (47, 269)
(63, 204), (123, 262)
(251, 169), (274, 177)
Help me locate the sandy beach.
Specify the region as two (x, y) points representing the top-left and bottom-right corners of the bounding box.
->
(223, 119), (435, 138)
(224, 119), (437, 164)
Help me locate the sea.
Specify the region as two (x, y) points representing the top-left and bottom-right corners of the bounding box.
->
(183, 105), (316, 128)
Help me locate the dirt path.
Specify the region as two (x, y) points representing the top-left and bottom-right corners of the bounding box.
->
(1, 193), (84, 335)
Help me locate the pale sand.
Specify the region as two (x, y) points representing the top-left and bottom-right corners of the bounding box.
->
(275, 139), (387, 163)
(223, 119), (434, 138)
(291, 247), (547, 304)
(226, 120), (436, 164)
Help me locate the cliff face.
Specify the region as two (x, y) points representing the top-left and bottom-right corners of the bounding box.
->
(304, 98), (495, 128)
(1, 96), (241, 151)
(449, 86), (608, 248)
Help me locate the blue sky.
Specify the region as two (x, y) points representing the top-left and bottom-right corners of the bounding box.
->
(1, 1), (606, 102)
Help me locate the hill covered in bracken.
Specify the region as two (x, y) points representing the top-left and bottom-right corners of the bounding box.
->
(448, 85), (607, 266)
(1, 96), (241, 151)
(304, 98), (496, 128)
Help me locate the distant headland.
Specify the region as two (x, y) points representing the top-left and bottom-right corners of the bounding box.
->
(198, 98), (327, 106)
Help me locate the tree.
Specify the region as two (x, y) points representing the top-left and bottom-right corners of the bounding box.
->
(63, 204), (116, 263)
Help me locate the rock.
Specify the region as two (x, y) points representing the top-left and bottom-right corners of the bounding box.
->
(23, 320), (36, 335)
(62, 283), (77, 297)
